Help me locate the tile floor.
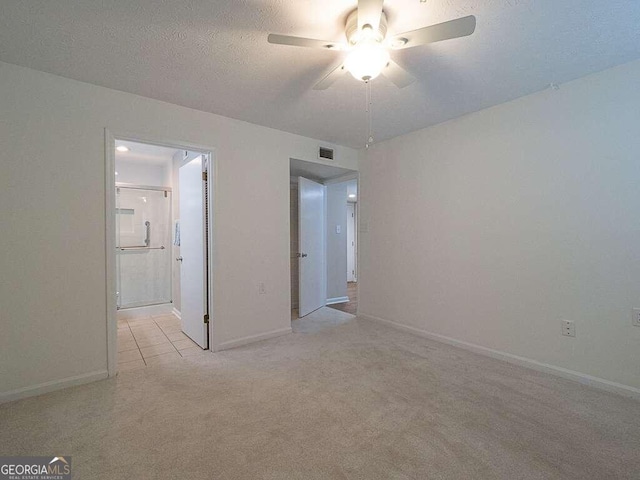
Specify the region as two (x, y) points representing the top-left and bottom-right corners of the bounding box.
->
(117, 312), (204, 371)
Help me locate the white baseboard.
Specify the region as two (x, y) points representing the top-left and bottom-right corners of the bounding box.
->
(326, 296), (349, 305)
(359, 313), (640, 400)
(213, 327), (292, 352)
(0, 370), (109, 404)
(171, 307), (181, 320)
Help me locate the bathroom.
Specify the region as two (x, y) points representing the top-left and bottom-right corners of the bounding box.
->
(114, 139), (208, 370)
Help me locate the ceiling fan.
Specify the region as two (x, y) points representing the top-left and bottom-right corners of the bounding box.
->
(268, 0), (476, 90)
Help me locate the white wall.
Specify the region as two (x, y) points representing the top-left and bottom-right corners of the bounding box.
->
(326, 183), (348, 301)
(0, 61), (357, 400)
(359, 59), (640, 391)
(115, 160), (170, 187)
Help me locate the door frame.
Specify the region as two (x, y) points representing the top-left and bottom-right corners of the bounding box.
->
(105, 129), (217, 377)
(289, 170), (360, 317)
(347, 201), (357, 282)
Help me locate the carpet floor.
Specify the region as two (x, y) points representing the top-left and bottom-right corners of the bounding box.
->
(1, 308), (639, 479)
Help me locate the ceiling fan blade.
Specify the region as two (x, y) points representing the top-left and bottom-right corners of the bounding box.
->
(268, 34), (342, 50)
(357, 0), (384, 31)
(391, 15), (476, 49)
(313, 63), (347, 90)
(382, 60), (416, 89)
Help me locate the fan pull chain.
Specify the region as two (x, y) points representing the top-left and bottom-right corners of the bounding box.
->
(365, 80), (374, 149)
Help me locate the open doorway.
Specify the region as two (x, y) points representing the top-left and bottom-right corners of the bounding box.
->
(330, 179), (358, 315)
(106, 134), (214, 374)
(289, 158), (358, 319)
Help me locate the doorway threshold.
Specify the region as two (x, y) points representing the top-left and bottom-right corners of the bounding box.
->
(117, 303), (173, 320)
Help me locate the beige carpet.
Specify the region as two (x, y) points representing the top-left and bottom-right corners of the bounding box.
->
(1, 309), (639, 479)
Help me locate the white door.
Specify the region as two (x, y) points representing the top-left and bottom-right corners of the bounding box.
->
(347, 203), (356, 282)
(298, 177), (325, 317)
(179, 155), (208, 348)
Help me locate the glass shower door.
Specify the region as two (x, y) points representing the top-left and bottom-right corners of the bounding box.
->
(116, 186), (172, 309)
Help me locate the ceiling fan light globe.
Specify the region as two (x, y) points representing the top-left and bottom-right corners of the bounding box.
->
(345, 41), (390, 82)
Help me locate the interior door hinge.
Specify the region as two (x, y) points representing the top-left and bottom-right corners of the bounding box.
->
(203, 314), (209, 324)
(202, 171), (208, 181)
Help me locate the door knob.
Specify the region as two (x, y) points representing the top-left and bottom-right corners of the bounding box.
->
(176, 256), (183, 262)
(301, 253), (308, 258)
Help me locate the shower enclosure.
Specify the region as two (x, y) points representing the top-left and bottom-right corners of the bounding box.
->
(116, 185), (172, 309)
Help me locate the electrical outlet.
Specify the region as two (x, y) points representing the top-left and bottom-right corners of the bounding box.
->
(632, 308), (640, 327)
(561, 320), (575, 337)
(258, 282), (266, 295)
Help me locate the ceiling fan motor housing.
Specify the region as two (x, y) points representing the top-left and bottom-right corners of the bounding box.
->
(345, 9), (388, 45)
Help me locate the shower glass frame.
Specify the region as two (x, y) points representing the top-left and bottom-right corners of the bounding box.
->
(115, 183), (173, 310)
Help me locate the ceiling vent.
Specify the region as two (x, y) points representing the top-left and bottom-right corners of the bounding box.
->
(318, 146), (335, 161)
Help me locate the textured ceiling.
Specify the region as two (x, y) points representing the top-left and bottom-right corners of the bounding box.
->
(1, 0), (639, 148)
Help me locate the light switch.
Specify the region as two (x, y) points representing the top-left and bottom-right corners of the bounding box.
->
(336, 225), (341, 234)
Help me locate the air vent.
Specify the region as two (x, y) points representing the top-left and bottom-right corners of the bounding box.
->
(318, 146), (334, 161)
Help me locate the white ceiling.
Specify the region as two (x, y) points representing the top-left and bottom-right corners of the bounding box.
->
(290, 158), (356, 183)
(290, 159), (358, 200)
(115, 140), (180, 166)
(2, 1), (639, 148)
